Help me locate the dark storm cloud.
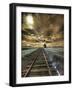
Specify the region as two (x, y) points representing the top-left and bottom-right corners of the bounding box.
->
(31, 14), (64, 37)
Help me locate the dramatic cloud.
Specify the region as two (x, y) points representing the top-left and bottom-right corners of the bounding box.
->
(22, 13), (64, 47)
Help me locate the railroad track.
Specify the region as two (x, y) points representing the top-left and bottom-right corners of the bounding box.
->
(22, 48), (58, 77)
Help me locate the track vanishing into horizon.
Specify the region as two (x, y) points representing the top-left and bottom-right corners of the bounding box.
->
(22, 48), (59, 77)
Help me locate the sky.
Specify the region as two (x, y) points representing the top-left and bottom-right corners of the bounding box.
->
(21, 13), (64, 48)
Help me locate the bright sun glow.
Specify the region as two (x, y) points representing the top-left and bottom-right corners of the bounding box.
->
(26, 15), (34, 25)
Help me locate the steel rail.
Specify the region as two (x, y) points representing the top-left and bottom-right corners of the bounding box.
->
(42, 50), (52, 75)
(22, 49), (41, 77)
